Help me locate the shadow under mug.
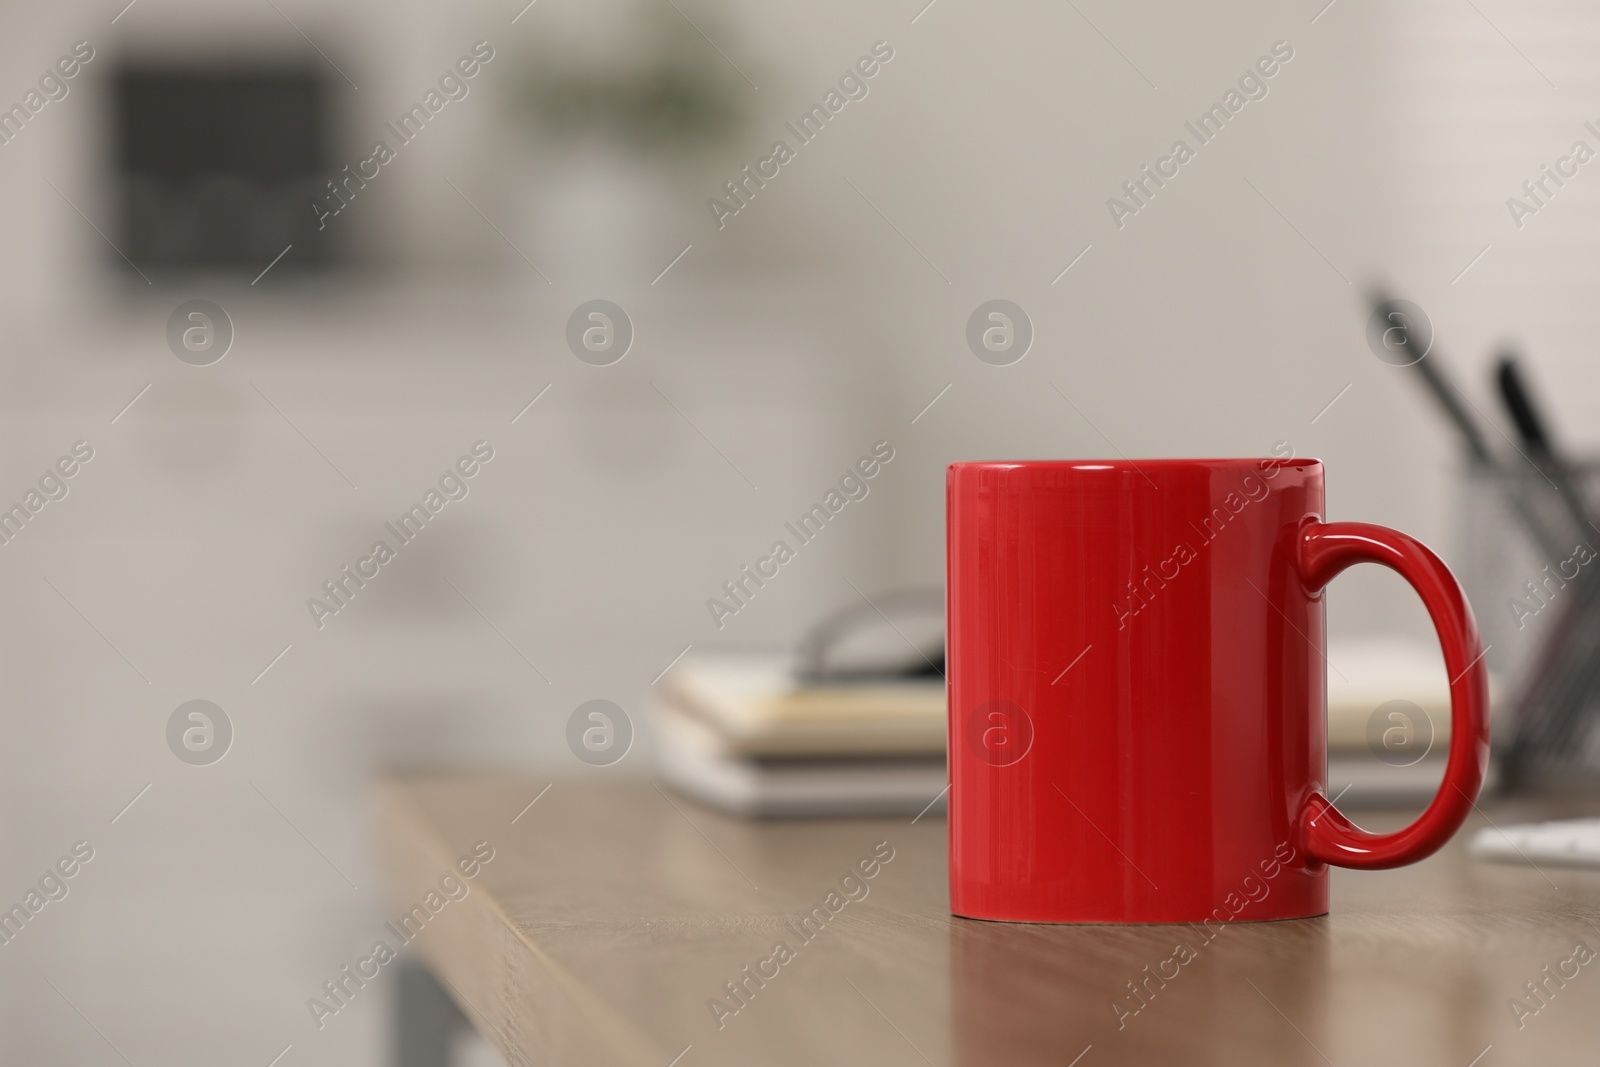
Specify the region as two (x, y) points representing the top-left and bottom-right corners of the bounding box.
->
(946, 458), (1490, 923)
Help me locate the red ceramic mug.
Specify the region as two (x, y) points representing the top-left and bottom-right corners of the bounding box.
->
(946, 457), (1490, 923)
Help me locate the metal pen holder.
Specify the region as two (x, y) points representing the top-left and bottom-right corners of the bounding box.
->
(1457, 460), (1600, 786)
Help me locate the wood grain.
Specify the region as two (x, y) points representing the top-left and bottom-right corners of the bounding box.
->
(374, 776), (1600, 1066)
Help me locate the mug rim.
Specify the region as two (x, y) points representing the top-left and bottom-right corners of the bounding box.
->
(948, 457), (1321, 472)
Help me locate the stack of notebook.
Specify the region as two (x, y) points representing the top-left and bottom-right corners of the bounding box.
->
(654, 650), (947, 818)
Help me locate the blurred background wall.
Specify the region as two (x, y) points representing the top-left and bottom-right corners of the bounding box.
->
(0, 0), (1594, 1062)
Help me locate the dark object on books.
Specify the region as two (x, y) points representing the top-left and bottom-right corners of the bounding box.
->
(796, 586), (944, 682)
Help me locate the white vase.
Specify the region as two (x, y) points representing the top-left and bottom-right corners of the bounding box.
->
(522, 144), (680, 290)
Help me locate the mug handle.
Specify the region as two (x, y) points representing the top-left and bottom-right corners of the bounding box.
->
(1294, 520), (1492, 869)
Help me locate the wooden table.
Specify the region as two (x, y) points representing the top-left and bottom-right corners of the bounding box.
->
(374, 776), (1600, 1066)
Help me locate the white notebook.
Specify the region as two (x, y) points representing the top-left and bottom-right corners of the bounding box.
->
(653, 699), (947, 818)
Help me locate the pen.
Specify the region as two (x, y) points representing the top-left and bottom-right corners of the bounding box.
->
(1495, 353), (1596, 540)
(1367, 291), (1567, 561)
(1370, 293), (1496, 465)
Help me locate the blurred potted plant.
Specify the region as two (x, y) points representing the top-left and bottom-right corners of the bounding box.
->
(508, 6), (751, 283)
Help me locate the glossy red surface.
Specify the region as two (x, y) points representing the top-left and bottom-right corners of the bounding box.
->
(946, 458), (1489, 923)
